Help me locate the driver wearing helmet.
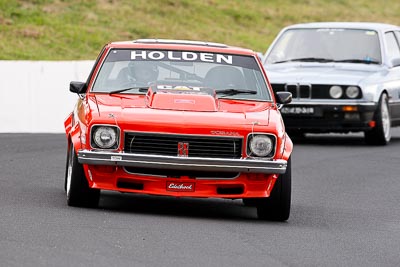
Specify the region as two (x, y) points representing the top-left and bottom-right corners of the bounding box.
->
(128, 61), (159, 86)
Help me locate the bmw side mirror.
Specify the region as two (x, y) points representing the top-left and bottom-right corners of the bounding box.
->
(256, 52), (265, 62)
(70, 81), (87, 94)
(391, 58), (400, 67)
(276, 91), (292, 105)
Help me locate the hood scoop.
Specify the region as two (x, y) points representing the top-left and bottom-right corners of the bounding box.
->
(145, 85), (218, 111)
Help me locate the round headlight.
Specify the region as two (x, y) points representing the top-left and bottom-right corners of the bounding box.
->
(249, 135), (273, 157)
(345, 86), (360, 98)
(93, 126), (118, 149)
(329, 85), (343, 99)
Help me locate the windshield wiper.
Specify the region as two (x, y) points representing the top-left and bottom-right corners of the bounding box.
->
(333, 59), (380, 64)
(216, 89), (257, 96)
(273, 57), (334, 64)
(108, 87), (149, 95)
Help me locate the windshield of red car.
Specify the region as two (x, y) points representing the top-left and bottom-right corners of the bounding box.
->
(265, 28), (382, 65)
(91, 49), (272, 101)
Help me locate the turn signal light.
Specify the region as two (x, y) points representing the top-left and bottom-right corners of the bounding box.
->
(342, 106), (358, 112)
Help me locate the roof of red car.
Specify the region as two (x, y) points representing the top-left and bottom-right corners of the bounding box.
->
(107, 39), (255, 56)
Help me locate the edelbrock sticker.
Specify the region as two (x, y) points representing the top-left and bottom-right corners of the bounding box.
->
(166, 181), (195, 192)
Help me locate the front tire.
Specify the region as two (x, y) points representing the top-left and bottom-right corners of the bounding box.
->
(66, 143), (100, 207)
(364, 93), (391, 146)
(255, 157), (291, 221)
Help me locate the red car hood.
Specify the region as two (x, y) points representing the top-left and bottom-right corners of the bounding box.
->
(90, 94), (273, 134)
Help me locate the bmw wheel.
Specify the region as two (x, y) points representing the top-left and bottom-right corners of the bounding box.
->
(66, 143), (100, 207)
(365, 93), (391, 146)
(255, 157), (291, 221)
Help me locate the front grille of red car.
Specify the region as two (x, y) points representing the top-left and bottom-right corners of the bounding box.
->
(124, 132), (243, 159)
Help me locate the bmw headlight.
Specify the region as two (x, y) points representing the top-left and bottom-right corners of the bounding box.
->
(248, 134), (274, 157)
(345, 86), (360, 99)
(329, 85), (343, 99)
(91, 125), (119, 149)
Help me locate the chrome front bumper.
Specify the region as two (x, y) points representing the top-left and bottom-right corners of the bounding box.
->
(77, 150), (287, 174)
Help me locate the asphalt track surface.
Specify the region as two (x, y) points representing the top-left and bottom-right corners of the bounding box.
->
(1, 130), (400, 267)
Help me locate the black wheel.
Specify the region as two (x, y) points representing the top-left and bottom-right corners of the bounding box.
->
(255, 157), (291, 221)
(64, 141), (70, 192)
(364, 93), (391, 146)
(66, 143), (100, 207)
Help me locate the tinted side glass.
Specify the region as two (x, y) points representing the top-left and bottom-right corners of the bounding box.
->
(385, 31), (400, 61)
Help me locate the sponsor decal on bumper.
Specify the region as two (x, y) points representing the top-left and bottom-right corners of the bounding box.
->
(166, 181), (195, 192)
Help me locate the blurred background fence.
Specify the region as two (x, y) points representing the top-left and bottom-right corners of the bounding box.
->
(0, 61), (93, 133)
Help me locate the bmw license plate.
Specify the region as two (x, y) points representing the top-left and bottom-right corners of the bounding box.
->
(281, 106), (314, 115)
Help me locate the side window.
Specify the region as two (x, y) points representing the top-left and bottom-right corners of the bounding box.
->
(395, 31), (400, 46)
(384, 31), (400, 61)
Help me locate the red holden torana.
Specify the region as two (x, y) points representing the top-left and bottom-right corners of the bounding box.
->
(64, 39), (293, 221)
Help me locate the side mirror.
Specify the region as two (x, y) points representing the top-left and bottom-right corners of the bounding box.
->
(70, 81), (87, 94)
(256, 52), (265, 62)
(276, 91), (292, 105)
(391, 58), (400, 67)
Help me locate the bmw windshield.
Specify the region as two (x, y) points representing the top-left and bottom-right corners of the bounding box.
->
(265, 28), (382, 65)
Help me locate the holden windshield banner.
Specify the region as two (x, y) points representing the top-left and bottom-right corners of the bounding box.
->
(131, 50), (233, 65)
(106, 49), (258, 69)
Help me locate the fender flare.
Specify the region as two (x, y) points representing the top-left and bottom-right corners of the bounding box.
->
(282, 133), (293, 161)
